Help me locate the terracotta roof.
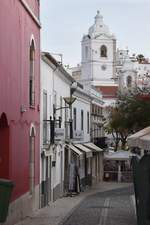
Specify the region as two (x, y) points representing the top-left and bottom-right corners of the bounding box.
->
(136, 94), (150, 101)
(96, 86), (118, 99)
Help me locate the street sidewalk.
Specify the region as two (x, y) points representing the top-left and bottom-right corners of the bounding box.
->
(14, 182), (132, 225)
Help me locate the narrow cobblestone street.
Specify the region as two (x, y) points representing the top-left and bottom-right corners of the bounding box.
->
(14, 183), (134, 225)
(61, 186), (136, 225)
(1, 1), (150, 225)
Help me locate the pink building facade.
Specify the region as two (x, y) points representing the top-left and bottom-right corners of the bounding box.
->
(0, 0), (40, 224)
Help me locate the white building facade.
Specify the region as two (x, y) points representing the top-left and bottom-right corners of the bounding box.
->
(69, 87), (92, 190)
(71, 87), (104, 186)
(40, 52), (73, 206)
(40, 52), (104, 206)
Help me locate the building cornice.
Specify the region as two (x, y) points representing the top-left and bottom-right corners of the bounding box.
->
(121, 69), (137, 74)
(20, 0), (41, 28)
(74, 88), (92, 102)
(41, 52), (74, 85)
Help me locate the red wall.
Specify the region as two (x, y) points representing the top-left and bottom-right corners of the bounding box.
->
(26, 0), (40, 18)
(0, 0), (40, 200)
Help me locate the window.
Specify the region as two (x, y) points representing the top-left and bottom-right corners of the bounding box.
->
(65, 102), (69, 120)
(127, 76), (132, 88)
(99, 107), (102, 116)
(95, 105), (98, 115)
(29, 40), (35, 106)
(43, 92), (47, 120)
(87, 112), (89, 134)
(100, 45), (107, 57)
(81, 110), (84, 131)
(92, 105), (94, 114)
(85, 46), (88, 59)
(65, 102), (69, 139)
(43, 92), (47, 144)
(73, 108), (77, 131)
(60, 96), (63, 119)
(53, 91), (57, 117)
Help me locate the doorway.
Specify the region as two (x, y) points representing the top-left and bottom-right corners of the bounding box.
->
(0, 113), (9, 179)
(29, 126), (36, 195)
(64, 147), (69, 193)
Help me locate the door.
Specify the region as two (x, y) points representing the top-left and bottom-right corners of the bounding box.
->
(64, 147), (69, 193)
(60, 151), (63, 196)
(0, 113), (9, 179)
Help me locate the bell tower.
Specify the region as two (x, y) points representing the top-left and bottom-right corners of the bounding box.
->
(81, 11), (118, 104)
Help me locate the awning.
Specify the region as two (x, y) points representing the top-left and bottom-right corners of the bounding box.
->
(74, 144), (93, 158)
(83, 142), (103, 152)
(139, 134), (150, 150)
(127, 126), (150, 147)
(66, 144), (84, 160)
(104, 150), (132, 161)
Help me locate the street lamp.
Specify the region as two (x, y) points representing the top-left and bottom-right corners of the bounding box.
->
(43, 82), (78, 146)
(63, 97), (76, 107)
(50, 81), (77, 143)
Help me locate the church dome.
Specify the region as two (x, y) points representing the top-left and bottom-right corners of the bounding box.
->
(88, 11), (111, 38)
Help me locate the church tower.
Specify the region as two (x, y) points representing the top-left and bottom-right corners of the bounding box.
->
(81, 11), (118, 104)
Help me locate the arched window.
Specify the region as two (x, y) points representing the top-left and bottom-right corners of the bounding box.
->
(29, 124), (36, 194)
(127, 76), (132, 88)
(29, 39), (35, 106)
(100, 45), (107, 57)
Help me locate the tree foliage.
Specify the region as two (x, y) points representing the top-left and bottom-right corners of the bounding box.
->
(136, 54), (145, 63)
(105, 88), (150, 150)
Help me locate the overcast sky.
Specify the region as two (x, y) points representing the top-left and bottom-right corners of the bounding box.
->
(40, 0), (150, 66)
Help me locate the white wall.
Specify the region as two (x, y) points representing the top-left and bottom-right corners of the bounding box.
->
(40, 59), (71, 125)
(72, 90), (91, 143)
(40, 57), (71, 199)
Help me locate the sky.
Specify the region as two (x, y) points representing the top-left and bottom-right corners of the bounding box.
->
(40, 0), (150, 66)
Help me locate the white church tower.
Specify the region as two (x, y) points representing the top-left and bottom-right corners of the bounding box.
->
(81, 11), (118, 105)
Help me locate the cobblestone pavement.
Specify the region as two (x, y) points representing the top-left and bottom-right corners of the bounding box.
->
(14, 183), (134, 225)
(61, 186), (137, 225)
